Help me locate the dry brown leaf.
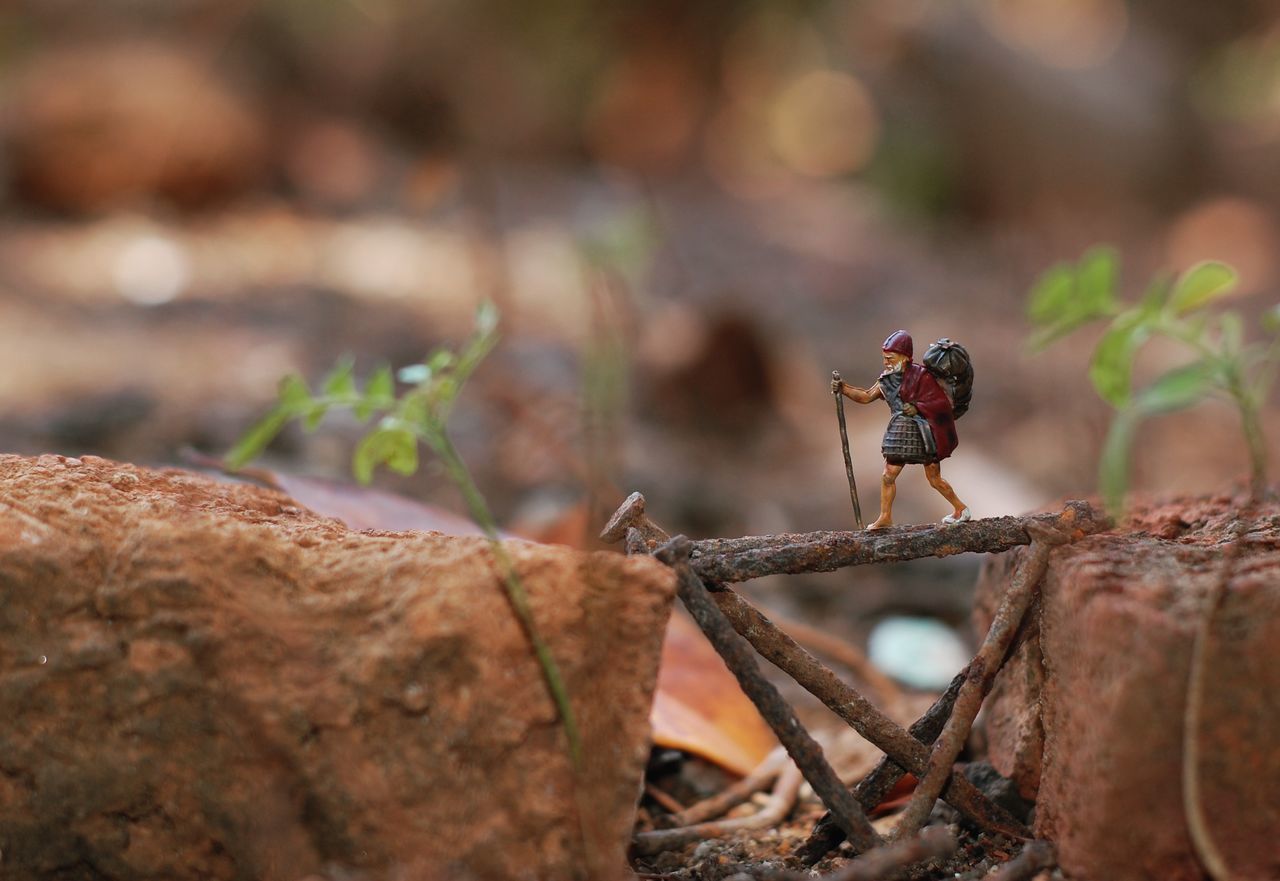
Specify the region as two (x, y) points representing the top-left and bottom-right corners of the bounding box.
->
(650, 612), (778, 777)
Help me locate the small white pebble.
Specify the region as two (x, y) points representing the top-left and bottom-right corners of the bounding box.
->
(869, 616), (970, 690)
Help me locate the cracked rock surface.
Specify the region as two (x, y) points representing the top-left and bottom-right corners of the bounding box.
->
(975, 492), (1280, 881)
(0, 453), (675, 880)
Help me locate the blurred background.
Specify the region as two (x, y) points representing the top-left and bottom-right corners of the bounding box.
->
(1, 0), (1278, 658)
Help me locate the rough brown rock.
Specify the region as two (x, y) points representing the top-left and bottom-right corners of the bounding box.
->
(975, 493), (1280, 881)
(0, 454), (675, 880)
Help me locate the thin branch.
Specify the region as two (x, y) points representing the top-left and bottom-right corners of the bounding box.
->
(688, 502), (1104, 584)
(891, 524), (1069, 840)
(632, 759), (804, 856)
(822, 826), (958, 881)
(799, 670), (966, 864)
(652, 534), (880, 854)
(762, 609), (906, 716)
(664, 747), (787, 828)
(711, 589), (1028, 840)
(986, 840), (1057, 881)
(644, 783), (687, 816)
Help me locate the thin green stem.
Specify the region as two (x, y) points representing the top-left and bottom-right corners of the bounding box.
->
(1160, 320), (1269, 497)
(1223, 365), (1269, 499)
(429, 425), (584, 769)
(1241, 402), (1268, 499)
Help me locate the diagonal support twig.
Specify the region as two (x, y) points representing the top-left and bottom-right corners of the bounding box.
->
(710, 588), (1029, 840)
(890, 523), (1071, 840)
(799, 669), (967, 864)
(652, 534), (881, 853)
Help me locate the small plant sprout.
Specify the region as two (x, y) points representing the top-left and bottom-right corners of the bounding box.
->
(1028, 247), (1280, 510)
(227, 302), (583, 767)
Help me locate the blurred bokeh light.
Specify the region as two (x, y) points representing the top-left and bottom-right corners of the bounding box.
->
(0, 0), (1274, 571)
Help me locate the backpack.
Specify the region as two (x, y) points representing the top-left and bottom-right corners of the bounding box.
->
(923, 338), (973, 418)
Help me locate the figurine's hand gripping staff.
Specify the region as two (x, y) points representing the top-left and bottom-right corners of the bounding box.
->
(831, 371), (865, 530)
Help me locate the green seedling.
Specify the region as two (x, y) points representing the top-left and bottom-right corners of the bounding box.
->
(1028, 246), (1280, 511)
(228, 302), (582, 767)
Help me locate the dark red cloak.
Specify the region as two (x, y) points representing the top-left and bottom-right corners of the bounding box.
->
(900, 363), (958, 460)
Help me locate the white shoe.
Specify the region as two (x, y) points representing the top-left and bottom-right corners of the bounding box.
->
(942, 508), (971, 525)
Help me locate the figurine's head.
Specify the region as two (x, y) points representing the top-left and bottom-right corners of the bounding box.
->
(882, 330), (912, 372)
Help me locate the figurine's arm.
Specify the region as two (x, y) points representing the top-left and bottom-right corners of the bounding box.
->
(832, 380), (882, 404)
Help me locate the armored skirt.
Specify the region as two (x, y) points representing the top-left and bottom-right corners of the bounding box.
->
(878, 369), (941, 465)
(881, 413), (937, 465)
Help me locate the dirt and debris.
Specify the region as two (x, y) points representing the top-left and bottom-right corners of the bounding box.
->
(631, 807), (1027, 881)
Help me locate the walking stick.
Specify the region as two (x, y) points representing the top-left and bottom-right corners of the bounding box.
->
(832, 371), (865, 529)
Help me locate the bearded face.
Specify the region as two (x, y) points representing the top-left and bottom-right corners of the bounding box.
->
(882, 350), (908, 373)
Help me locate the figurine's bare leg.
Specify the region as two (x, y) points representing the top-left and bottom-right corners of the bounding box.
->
(923, 462), (967, 519)
(868, 461), (903, 530)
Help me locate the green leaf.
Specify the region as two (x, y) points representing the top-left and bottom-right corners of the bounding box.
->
(1089, 313), (1148, 407)
(1099, 410), (1139, 515)
(1169, 261), (1238, 315)
(1262, 304), (1280, 335)
(397, 392), (429, 429)
(355, 365), (395, 420)
(1134, 360), (1217, 414)
(1026, 248), (1121, 349)
(1028, 263), (1074, 327)
(352, 425), (419, 484)
(302, 402), (329, 432)
(1139, 273), (1173, 313)
(226, 409), (290, 469)
(1076, 246), (1118, 314)
(279, 375), (312, 412)
(383, 431), (419, 475)
(426, 349), (456, 373)
(322, 357), (357, 398)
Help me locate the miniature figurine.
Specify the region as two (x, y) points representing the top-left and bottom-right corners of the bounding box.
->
(832, 331), (972, 529)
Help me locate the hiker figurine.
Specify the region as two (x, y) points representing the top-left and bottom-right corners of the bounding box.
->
(832, 331), (972, 530)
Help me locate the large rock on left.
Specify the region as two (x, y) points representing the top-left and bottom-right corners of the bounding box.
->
(0, 454), (676, 880)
